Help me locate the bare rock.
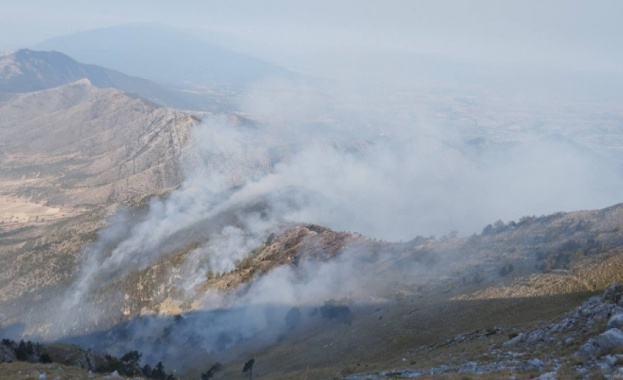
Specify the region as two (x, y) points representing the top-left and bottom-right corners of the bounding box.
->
(607, 314), (623, 330)
(576, 328), (623, 360)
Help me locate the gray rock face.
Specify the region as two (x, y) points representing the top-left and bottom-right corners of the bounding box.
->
(607, 313), (623, 330)
(576, 328), (623, 360)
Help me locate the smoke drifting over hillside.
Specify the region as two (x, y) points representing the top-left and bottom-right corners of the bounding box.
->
(24, 76), (621, 366)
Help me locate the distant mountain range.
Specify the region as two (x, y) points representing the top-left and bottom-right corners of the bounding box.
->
(0, 49), (230, 111)
(34, 24), (297, 87)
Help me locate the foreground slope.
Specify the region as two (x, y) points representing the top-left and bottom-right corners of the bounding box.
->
(4, 201), (621, 378)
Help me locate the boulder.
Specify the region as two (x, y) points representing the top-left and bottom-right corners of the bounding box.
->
(607, 314), (623, 330)
(576, 328), (623, 360)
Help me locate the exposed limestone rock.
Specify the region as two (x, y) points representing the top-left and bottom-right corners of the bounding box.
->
(607, 313), (623, 330)
(576, 328), (623, 360)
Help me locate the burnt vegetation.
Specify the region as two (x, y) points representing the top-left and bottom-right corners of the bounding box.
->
(201, 361), (222, 380)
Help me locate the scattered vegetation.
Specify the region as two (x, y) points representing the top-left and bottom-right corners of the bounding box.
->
(536, 237), (606, 272)
(0, 340), (178, 379)
(99, 353), (177, 379)
(1, 339), (50, 364)
(499, 263), (514, 277)
(201, 361), (222, 380)
(242, 358), (255, 379)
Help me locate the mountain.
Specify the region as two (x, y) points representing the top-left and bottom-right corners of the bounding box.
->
(2, 40), (623, 378)
(3, 198), (623, 378)
(0, 49), (230, 111)
(34, 24), (296, 87)
(0, 78), (199, 207)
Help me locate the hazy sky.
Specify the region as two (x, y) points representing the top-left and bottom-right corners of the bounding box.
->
(2, 0), (622, 73)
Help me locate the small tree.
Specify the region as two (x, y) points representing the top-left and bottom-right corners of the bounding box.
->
(16, 340), (28, 361)
(242, 358), (255, 379)
(284, 307), (302, 330)
(121, 351), (141, 362)
(141, 364), (152, 377)
(201, 362), (222, 380)
(39, 352), (52, 363)
(152, 361), (166, 379)
(25, 341), (34, 356)
(120, 350), (142, 376)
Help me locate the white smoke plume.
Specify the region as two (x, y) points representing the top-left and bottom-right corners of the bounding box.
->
(22, 78), (623, 369)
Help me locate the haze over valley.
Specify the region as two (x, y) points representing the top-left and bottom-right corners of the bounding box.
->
(1, 2), (623, 379)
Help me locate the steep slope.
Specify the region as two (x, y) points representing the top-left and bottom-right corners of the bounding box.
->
(144, 204), (623, 379)
(0, 78), (198, 207)
(0, 79), (200, 324)
(0, 49), (229, 111)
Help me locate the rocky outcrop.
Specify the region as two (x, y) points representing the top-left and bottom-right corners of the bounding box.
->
(607, 314), (623, 330)
(577, 328), (623, 360)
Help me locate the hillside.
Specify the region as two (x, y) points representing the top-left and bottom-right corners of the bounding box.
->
(70, 202), (623, 379)
(0, 77), (622, 378)
(0, 78), (198, 207)
(0, 33), (622, 380)
(0, 49), (231, 111)
(0, 78), (201, 324)
(3, 196), (622, 378)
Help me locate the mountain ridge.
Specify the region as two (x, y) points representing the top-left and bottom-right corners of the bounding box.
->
(0, 77), (200, 209)
(34, 24), (297, 87)
(0, 49), (229, 111)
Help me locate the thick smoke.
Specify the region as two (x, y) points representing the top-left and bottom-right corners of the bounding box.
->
(27, 78), (623, 369)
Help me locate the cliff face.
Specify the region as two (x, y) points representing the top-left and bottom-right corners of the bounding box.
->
(0, 78), (198, 207)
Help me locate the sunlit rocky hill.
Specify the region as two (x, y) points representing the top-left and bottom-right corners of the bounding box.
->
(0, 78), (198, 207)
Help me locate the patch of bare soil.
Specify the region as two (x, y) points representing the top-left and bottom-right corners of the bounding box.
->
(0, 194), (84, 231)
